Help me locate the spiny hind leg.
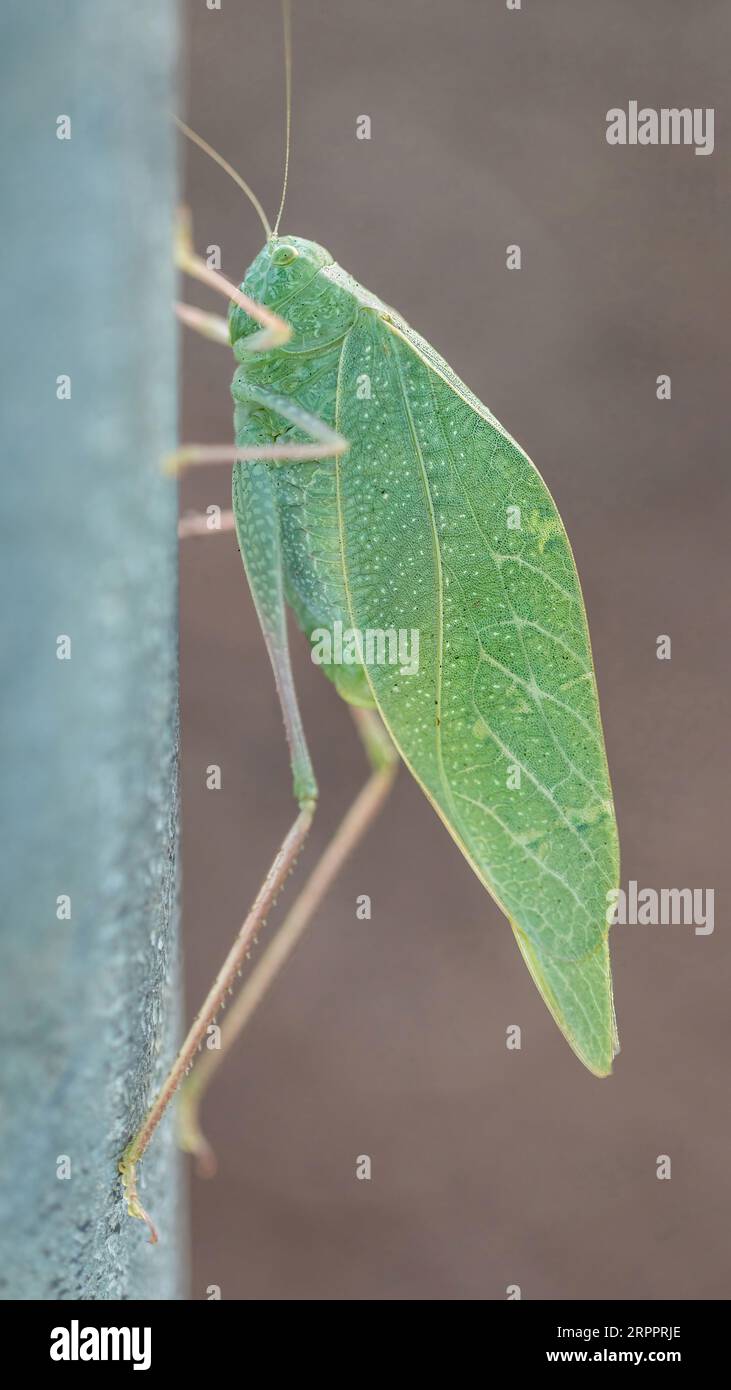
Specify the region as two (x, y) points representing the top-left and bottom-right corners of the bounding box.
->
(177, 708), (399, 1176)
(119, 805), (315, 1243)
(121, 463), (323, 1242)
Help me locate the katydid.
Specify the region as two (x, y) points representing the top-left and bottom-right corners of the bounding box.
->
(121, 1), (619, 1243)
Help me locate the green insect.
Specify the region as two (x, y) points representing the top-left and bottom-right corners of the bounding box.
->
(121, 1), (619, 1241)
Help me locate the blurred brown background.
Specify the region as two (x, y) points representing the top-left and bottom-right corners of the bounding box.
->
(178, 0), (729, 1299)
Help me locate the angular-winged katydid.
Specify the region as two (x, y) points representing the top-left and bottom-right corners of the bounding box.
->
(121, 0), (619, 1243)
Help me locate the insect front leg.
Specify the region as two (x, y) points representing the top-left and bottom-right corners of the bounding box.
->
(175, 208), (290, 352)
(177, 708), (399, 1175)
(175, 301), (231, 344)
(168, 234), (347, 473)
(172, 243), (346, 521)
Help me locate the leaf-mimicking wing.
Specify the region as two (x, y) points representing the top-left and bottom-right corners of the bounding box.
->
(334, 307), (619, 1075)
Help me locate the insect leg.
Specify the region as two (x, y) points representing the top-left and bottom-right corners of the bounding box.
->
(120, 808), (313, 1241)
(120, 469), (322, 1242)
(165, 389), (347, 474)
(176, 301), (230, 344)
(176, 211), (291, 352)
(177, 709), (399, 1176)
(172, 308), (346, 533)
(171, 225), (346, 472)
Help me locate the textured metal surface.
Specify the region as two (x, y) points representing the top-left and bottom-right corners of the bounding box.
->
(0, 1), (183, 1298)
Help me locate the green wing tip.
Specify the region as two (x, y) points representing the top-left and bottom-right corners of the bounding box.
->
(512, 926), (619, 1079)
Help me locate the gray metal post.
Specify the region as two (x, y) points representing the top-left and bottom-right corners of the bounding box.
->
(0, 1), (183, 1298)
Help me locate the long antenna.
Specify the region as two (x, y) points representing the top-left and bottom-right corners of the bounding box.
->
(174, 116), (272, 241)
(272, 0), (293, 236)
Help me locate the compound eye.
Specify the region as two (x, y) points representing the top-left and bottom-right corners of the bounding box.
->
(272, 245), (298, 267)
